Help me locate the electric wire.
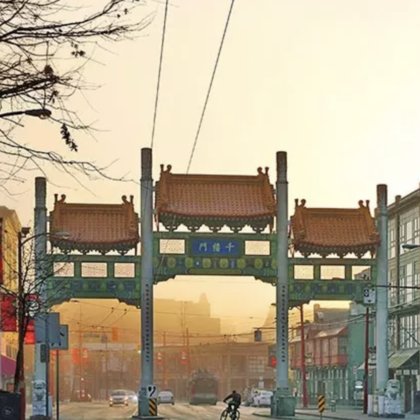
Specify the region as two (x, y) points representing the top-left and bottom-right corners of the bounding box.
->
(186, 0), (236, 173)
(150, 0), (169, 149)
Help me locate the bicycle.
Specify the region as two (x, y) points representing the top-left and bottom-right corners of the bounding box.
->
(220, 403), (240, 420)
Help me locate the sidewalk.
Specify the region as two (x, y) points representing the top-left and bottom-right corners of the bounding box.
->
(295, 407), (420, 420)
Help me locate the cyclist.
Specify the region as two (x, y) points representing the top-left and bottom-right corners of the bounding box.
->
(223, 389), (241, 417)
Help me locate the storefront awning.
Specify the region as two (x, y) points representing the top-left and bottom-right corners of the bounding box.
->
(388, 349), (419, 370)
(357, 348), (419, 371)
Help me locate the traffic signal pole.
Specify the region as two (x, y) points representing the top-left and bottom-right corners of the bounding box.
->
(375, 185), (389, 415)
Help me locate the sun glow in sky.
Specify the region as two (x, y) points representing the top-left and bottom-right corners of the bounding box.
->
(7, 0), (420, 324)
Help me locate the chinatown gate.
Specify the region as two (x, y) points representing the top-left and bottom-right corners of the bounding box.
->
(30, 148), (389, 419)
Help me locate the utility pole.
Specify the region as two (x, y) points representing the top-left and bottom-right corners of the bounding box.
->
(363, 307), (370, 414)
(376, 184), (389, 407)
(79, 304), (82, 398)
(163, 332), (167, 389)
(186, 328), (191, 378)
(136, 147), (155, 418)
(300, 305), (308, 408)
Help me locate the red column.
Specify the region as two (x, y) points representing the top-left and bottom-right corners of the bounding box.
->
(300, 305), (308, 408)
(363, 307), (369, 414)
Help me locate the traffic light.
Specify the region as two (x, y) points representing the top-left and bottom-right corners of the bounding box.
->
(268, 344), (276, 367)
(269, 355), (277, 368)
(254, 329), (262, 342)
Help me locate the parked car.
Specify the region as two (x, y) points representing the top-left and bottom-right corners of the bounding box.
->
(70, 389), (92, 402)
(157, 390), (175, 405)
(243, 388), (260, 406)
(109, 389), (133, 407)
(252, 390), (273, 407)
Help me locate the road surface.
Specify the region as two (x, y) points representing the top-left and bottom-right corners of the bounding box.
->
(37, 401), (276, 419)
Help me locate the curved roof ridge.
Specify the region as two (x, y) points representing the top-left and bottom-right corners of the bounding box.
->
(290, 199), (379, 258)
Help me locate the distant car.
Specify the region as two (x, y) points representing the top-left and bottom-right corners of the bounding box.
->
(109, 389), (133, 407)
(157, 390), (175, 405)
(124, 390), (138, 404)
(70, 389), (92, 402)
(252, 390), (273, 407)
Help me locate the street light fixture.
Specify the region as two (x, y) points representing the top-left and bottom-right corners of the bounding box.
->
(0, 108), (52, 120)
(402, 244), (420, 250)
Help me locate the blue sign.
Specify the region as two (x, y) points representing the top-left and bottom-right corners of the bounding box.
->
(191, 238), (241, 257)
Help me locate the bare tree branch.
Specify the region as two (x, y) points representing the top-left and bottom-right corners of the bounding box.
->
(0, 0), (153, 190)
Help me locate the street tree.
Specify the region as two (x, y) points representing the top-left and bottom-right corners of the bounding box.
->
(0, 229), (70, 419)
(0, 0), (152, 190)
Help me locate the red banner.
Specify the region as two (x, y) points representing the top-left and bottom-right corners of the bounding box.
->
(0, 219), (3, 285)
(24, 318), (35, 344)
(72, 348), (81, 364)
(0, 294), (17, 332)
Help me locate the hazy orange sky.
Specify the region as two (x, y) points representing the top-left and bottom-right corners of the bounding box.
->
(6, 0), (419, 324)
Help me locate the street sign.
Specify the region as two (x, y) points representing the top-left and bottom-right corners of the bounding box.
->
(49, 325), (69, 350)
(191, 238), (241, 257)
(35, 312), (61, 344)
(147, 385), (157, 398)
(363, 287), (376, 305)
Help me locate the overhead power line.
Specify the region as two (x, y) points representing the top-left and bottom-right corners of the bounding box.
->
(150, 0), (169, 149)
(186, 0), (236, 173)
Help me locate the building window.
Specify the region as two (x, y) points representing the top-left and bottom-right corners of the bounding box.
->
(414, 217), (420, 244)
(338, 337), (347, 355)
(407, 263), (413, 303)
(389, 269), (397, 307)
(389, 223), (396, 259)
(247, 356), (265, 375)
(400, 265), (407, 304)
(231, 355), (247, 375)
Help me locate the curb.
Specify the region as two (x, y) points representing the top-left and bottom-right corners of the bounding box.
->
(296, 410), (357, 420)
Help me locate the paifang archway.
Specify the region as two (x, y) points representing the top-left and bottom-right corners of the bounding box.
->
(31, 148), (388, 419)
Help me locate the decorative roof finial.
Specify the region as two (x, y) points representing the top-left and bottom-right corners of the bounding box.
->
(122, 195), (128, 204)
